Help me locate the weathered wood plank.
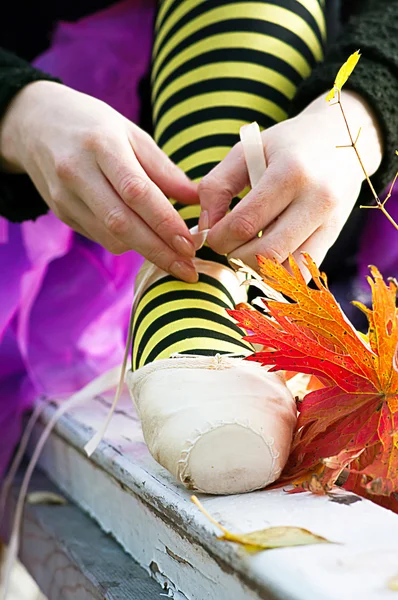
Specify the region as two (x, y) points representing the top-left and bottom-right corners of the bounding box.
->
(2, 468), (163, 600)
(26, 393), (398, 600)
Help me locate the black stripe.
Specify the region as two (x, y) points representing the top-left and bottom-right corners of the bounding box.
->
(137, 307), (245, 359)
(138, 272), (237, 308)
(195, 246), (230, 265)
(154, 19), (317, 82)
(230, 196), (241, 209)
(154, 48), (303, 103)
(141, 327), (250, 366)
(156, 0), (324, 59)
(133, 288), (232, 336)
(170, 133), (238, 165)
(158, 106), (275, 148)
(156, 77), (290, 124)
(180, 216), (202, 230)
(185, 162), (218, 181)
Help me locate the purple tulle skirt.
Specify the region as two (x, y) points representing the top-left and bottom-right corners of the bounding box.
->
(0, 0), (154, 477)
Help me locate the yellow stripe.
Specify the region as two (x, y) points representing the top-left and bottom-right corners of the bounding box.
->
(154, 0), (208, 57)
(152, 3), (323, 81)
(152, 32), (311, 100)
(238, 186), (251, 199)
(153, 63), (296, 121)
(296, 0), (326, 41)
(138, 337), (251, 367)
(155, 0), (181, 32)
(156, 0), (326, 57)
(155, 91), (287, 142)
(176, 204), (202, 220)
(139, 317), (245, 364)
(133, 279), (236, 324)
(134, 298), (243, 354)
(177, 146), (230, 172)
(162, 119), (244, 155)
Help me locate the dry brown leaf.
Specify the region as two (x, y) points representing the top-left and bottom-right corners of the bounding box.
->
(219, 526), (330, 553)
(191, 496), (331, 553)
(26, 491), (67, 505)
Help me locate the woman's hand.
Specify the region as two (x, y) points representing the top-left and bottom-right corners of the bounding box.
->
(0, 81), (198, 282)
(199, 91), (383, 276)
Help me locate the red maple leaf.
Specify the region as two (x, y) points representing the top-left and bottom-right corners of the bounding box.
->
(229, 254), (398, 502)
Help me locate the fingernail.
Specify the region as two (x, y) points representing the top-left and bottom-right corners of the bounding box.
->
(199, 210), (209, 231)
(170, 260), (198, 283)
(172, 235), (195, 258)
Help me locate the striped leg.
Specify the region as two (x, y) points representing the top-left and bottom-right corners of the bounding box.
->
(132, 0), (326, 370)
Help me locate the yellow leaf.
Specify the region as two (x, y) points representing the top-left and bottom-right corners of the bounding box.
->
(326, 87), (337, 103)
(326, 50), (361, 102)
(191, 495), (332, 553)
(335, 50), (361, 90)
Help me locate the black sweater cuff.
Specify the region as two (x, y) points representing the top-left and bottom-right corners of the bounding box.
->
(290, 1), (398, 199)
(0, 48), (61, 222)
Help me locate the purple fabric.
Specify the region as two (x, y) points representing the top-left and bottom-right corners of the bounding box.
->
(330, 188), (398, 331)
(33, 0), (154, 124)
(357, 188), (398, 290)
(0, 0), (154, 477)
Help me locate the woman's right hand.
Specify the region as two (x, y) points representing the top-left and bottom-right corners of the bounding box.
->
(0, 81), (198, 282)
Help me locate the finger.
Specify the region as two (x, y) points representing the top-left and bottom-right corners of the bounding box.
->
(198, 142), (249, 228)
(287, 225), (340, 282)
(66, 173), (198, 281)
(131, 127), (199, 205)
(67, 219), (96, 241)
(96, 137), (196, 258)
(60, 194), (130, 253)
(207, 160), (297, 256)
(227, 198), (322, 271)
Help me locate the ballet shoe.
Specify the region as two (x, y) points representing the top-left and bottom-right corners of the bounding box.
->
(128, 258), (297, 495)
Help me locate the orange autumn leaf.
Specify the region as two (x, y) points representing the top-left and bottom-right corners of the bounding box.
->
(229, 254), (398, 500)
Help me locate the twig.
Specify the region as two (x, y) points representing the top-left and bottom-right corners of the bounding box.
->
(335, 89), (398, 231)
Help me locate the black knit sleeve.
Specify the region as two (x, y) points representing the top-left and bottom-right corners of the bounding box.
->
(290, 0), (398, 197)
(0, 48), (61, 222)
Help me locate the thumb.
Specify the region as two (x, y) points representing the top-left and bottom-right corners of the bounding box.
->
(198, 142), (249, 228)
(132, 128), (198, 205)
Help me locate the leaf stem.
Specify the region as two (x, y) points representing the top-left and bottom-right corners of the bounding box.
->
(191, 495), (229, 534)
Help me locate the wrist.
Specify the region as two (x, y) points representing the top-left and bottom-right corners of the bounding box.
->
(301, 90), (383, 178)
(0, 80), (53, 173)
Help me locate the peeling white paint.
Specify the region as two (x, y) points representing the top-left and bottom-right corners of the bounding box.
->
(27, 392), (398, 600)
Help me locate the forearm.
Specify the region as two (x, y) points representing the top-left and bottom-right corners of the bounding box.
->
(300, 90), (383, 181)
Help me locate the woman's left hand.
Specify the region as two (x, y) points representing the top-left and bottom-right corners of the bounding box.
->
(199, 91), (382, 276)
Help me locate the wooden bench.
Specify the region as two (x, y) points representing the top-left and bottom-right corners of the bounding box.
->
(3, 468), (163, 599)
(14, 389), (398, 599)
